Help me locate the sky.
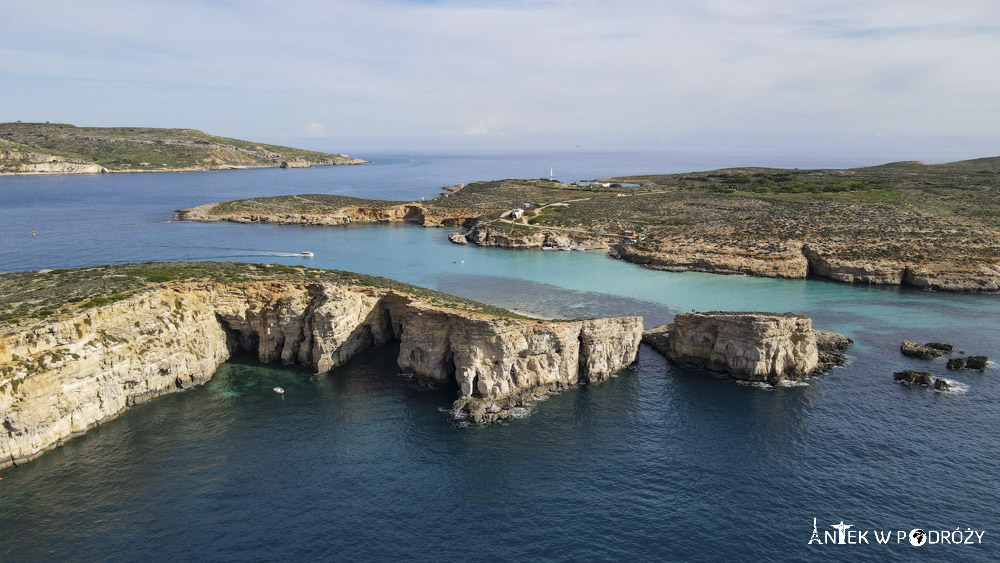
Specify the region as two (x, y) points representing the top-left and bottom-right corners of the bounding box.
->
(2, 0), (1000, 157)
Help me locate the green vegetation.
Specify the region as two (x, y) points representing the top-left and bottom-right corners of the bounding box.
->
(432, 179), (613, 211)
(0, 262), (532, 332)
(0, 122), (365, 173)
(208, 194), (398, 216)
(177, 156), (1000, 286)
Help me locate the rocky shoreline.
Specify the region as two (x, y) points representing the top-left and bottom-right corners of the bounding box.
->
(610, 242), (1000, 292)
(181, 199), (1000, 293)
(0, 159), (368, 176)
(176, 174), (1000, 293)
(0, 264), (642, 468)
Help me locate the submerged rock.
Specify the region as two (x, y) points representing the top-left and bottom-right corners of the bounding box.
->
(933, 378), (951, 391)
(901, 340), (941, 359)
(894, 370), (934, 386)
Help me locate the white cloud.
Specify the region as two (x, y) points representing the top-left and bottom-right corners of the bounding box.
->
(463, 120), (492, 136)
(2, 0), (999, 152)
(302, 122), (328, 137)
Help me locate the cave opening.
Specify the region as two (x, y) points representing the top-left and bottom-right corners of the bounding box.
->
(219, 320), (260, 357)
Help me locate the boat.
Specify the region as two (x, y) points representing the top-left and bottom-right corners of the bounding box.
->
(299, 251), (314, 257)
(273, 387), (285, 395)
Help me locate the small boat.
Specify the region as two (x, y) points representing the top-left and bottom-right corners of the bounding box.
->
(299, 251), (314, 257)
(559, 246), (571, 251)
(273, 387), (285, 395)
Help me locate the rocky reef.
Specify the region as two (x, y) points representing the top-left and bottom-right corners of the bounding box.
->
(642, 312), (850, 384)
(947, 356), (989, 370)
(894, 370), (934, 386)
(901, 340), (943, 359)
(0, 264), (642, 468)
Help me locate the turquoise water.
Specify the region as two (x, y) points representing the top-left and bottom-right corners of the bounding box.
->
(1, 153), (999, 561)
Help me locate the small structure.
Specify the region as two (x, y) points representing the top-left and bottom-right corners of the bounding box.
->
(523, 203), (532, 209)
(623, 229), (635, 237)
(508, 209), (524, 219)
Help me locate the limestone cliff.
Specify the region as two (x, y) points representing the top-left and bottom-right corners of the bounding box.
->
(0, 271), (642, 468)
(0, 140), (108, 175)
(177, 201), (427, 226)
(644, 312), (849, 384)
(176, 201), (478, 229)
(611, 242), (807, 279)
(465, 224), (609, 250)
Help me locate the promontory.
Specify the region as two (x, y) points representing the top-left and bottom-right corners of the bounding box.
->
(0, 262), (642, 468)
(0, 122), (366, 174)
(177, 156), (1000, 292)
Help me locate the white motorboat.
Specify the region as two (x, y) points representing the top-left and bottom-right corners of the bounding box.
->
(300, 251), (314, 257)
(273, 387), (285, 395)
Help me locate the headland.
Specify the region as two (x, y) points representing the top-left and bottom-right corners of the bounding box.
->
(0, 122), (367, 175)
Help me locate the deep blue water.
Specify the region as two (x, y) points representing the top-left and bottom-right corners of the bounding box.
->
(1, 151), (999, 561)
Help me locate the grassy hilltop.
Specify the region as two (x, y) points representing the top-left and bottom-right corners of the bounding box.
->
(0, 262), (530, 332)
(0, 122), (366, 174)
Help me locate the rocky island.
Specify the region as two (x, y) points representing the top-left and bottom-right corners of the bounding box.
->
(177, 157), (1000, 292)
(0, 122), (366, 175)
(0, 262), (641, 468)
(642, 312), (851, 385)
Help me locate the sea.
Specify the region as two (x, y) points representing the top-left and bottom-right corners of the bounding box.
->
(1, 150), (998, 562)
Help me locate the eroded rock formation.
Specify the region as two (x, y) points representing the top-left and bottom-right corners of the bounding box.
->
(901, 340), (941, 359)
(0, 141), (108, 175)
(947, 355), (989, 370)
(0, 280), (641, 468)
(176, 200), (481, 230)
(894, 370), (933, 386)
(464, 225), (609, 250)
(644, 312), (850, 384)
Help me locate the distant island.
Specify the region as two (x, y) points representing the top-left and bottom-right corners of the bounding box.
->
(0, 122), (367, 175)
(177, 157), (1000, 292)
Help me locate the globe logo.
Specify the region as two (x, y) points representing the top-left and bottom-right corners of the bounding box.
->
(909, 529), (927, 546)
